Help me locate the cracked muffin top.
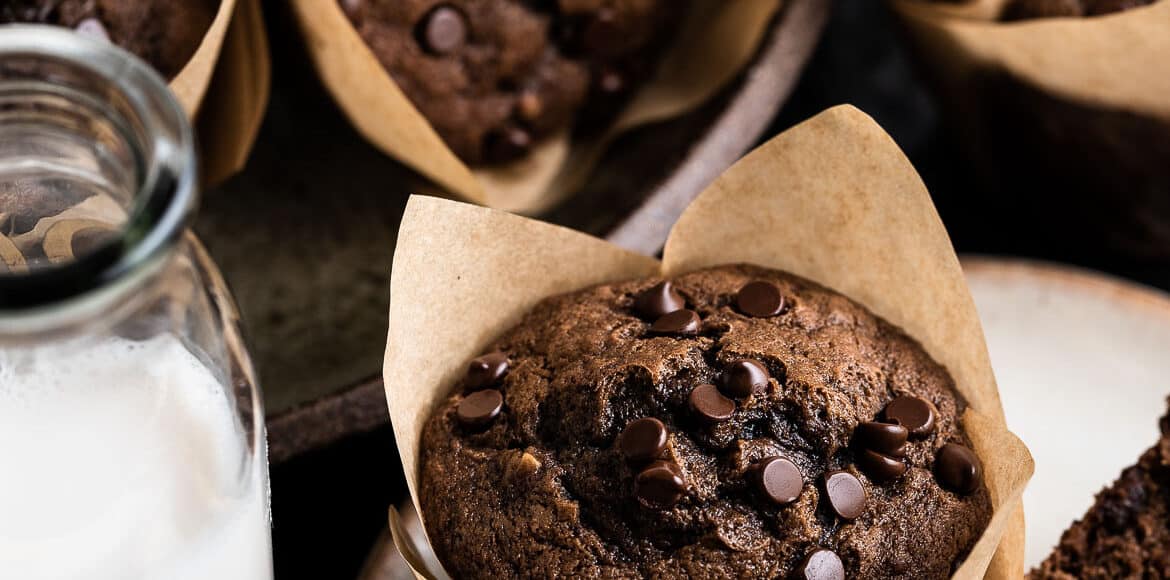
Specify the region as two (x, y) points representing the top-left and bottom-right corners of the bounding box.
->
(0, 0), (218, 80)
(341, 0), (678, 165)
(419, 264), (992, 578)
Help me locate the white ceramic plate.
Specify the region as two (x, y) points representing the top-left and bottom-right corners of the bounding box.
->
(964, 257), (1170, 569)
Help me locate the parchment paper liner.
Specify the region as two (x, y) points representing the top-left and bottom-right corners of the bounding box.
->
(290, 0), (780, 213)
(384, 105), (1034, 578)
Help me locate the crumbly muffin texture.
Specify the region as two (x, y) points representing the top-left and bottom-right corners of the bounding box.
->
(342, 0), (676, 165)
(1001, 0), (1157, 19)
(0, 0), (217, 79)
(1030, 406), (1170, 579)
(420, 264), (992, 578)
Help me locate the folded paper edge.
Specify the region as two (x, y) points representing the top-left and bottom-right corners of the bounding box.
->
(171, 0), (238, 117)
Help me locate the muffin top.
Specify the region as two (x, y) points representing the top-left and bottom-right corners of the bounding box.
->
(419, 264), (992, 578)
(343, 0), (676, 165)
(0, 0), (217, 79)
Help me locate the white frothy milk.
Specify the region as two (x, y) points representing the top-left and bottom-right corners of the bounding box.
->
(0, 335), (273, 579)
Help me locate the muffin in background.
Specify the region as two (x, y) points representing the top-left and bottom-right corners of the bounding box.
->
(342, 0), (679, 165)
(0, 0), (218, 80)
(420, 264), (991, 578)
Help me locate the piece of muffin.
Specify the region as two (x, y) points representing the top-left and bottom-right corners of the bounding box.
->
(419, 264), (992, 578)
(0, 0), (218, 79)
(1030, 405), (1170, 579)
(1001, 0), (1157, 19)
(342, 0), (678, 165)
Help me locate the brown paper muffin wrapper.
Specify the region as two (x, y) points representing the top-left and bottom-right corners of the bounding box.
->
(382, 105), (1035, 578)
(289, 0), (781, 213)
(175, 0), (271, 186)
(890, 0), (1170, 259)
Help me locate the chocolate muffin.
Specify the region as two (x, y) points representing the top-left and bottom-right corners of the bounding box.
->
(1002, 0), (1157, 19)
(419, 264), (992, 578)
(0, 0), (218, 79)
(342, 0), (678, 165)
(1030, 404), (1170, 579)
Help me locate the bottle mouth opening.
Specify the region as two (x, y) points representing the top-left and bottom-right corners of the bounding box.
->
(0, 26), (196, 323)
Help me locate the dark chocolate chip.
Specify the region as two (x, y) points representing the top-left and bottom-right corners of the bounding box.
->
(854, 421), (909, 456)
(643, 459), (683, 476)
(635, 462), (686, 508)
(688, 384), (735, 422)
(800, 549), (845, 580)
(650, 309), (700, 336)
(634, 281), (685, 320)
(719, 359), (770, 398)
(516, 91), (543, 122)
(619, 417), (667, 463)
(823, 470), (866, 520)
(753, 456), (802, 505)
(75, 18), (110, 41)
(483, 126), (533, 163)
(883, 395), (937, 438)
(857, 449), (907, 482)
(456, 389), (503, 428)
(736, 280), (785, 317)
(466, 352), (509, 389)
(596, 68), (625, 94)
(934, 443), (982, 495)
(417, 5), (467, 55)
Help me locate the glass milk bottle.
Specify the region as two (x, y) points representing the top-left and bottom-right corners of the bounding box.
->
(0, 27), (273, 579)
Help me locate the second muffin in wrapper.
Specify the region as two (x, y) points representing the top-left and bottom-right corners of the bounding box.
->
(290, 0), (781, 213)
(382, 106), (1034, 578)
(891, 0), (1170, 262)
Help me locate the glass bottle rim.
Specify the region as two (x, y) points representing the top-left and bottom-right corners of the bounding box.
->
(0, 25), (197, 335)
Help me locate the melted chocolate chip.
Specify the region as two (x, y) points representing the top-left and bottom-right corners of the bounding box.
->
(800, 549), (845, 580)
(688, 384), (735, 422)
(635, 462), (685, 508)
(736, 280), (785, 317)
(619, 418), (667, 463)
(633, 281), (685, 320)
(883, 396), (937, 438)
(719, 359), (770, 399)
(753, 457), (803, 505)
(466, 352), (509, 389)
(596, 68), (625, 94)
(483, 127), (533, 163)
(650, 309), (700, 336)
(456, 389), (503, 428)
(823, 471), (866, 520)
(417, 5), (467, 55)
(857, 449), (907, 482)
(854, 421), (909, 457)
(934, 443), (982, 495)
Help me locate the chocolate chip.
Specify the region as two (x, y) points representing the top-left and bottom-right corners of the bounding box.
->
(619, 418), (667, 463)
(688, 384), (735, 422)
(466, 352), (509, 389)
(583, 7), (620, 53)
(854, 421), (909, 457)
(417, 5), (467, 55)
(635, 462), (685, 508)
(883, 395), (937, 438)
(596, 68), (625, 94)
(634, 281), (685, 320)
(650, 309), (700, 336)
(75, 18), (109, 42)
(857, 449), (907, 482)
(643, 459), (682, 476)
(483, 126), (533, 163)
(752, 457), (803, 505)
(800, 549), (845, 580)
(823, 471), (866, 520)
(456, 389), (503, 428)
(719, 359), (770, 398)
(935, 443), (982, 495)
(516, 91), (543, 122)
(736, 281), (785, 317)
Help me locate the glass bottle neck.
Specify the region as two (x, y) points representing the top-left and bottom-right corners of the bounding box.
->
(0, 25), (196, 343)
